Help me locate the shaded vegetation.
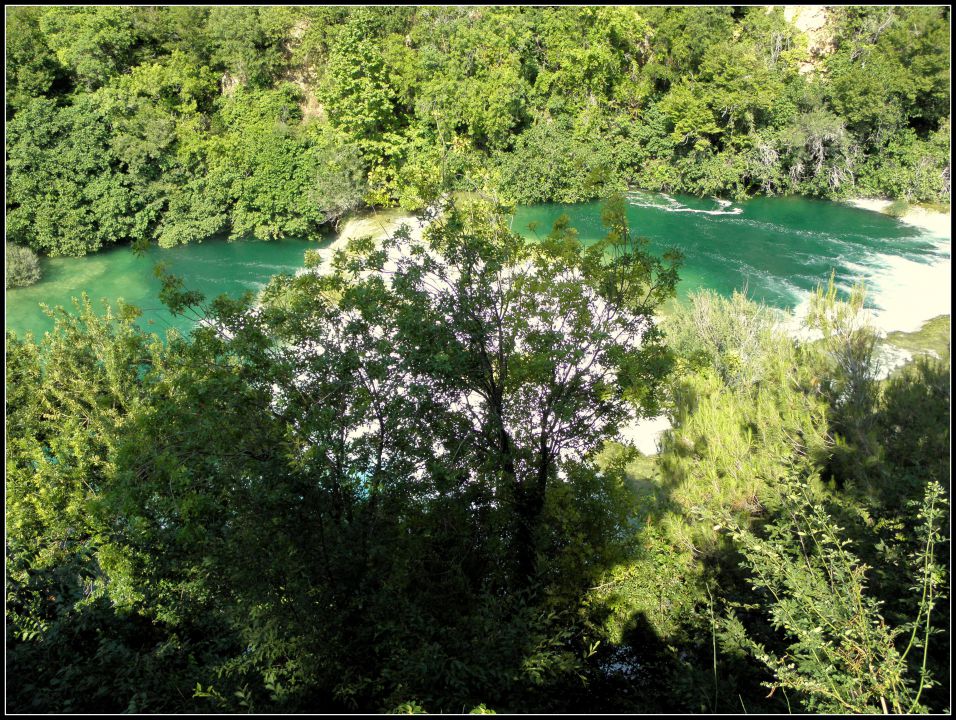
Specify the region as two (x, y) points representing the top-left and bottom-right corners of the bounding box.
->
(6, 198), (949, 712)
(4, 3), (951, 713)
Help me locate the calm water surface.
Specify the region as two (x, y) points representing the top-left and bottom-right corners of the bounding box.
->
(6, 194), (950, 339)
(6, 235), (331, 339)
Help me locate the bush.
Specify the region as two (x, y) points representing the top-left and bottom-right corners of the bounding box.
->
(6, 243), (42, 288)
(663, 289), (784, 390)
(720, 477), (949, 714)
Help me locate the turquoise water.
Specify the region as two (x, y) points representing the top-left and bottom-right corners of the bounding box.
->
(511, 193), (950, 314)
(6, 194), (950, 340)
(6, 235), (331, 339)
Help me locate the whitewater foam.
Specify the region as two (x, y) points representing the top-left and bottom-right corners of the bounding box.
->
(846, 198), (951, 240)
(863, 249), (951, 334)
(782, 252), (949, 344)
(626, 192), (743, 216)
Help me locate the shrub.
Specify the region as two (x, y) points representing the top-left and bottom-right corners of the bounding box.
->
(6, 243), (42, 289)
(720, 477), (949, 714)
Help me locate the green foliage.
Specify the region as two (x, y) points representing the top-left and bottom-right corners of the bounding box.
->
(469, 703), (497, 714)
(656, 290), (831, 548)
(885, 199), (910, 218)
(206, 7), (292, 88)
(5, 243), (42, 289)
(804, 276), (883, 489)
(496, 115), (625, 204)
(6, 6), (949, 260)
(4, 5), (952, 712)
(321, 10), (404, 166)
(529, 8), (650, 116)
(204, 85), (364, 241)
(5, 7), (64, 115)
(38, 6), (142, 91)
(640, 7), (736, 87)
(7, 7), (950, 262)
(5, 301), (229, 713)
(855, 121), (951, 203)
(664, 289), (783, 389)
(592, 280), (950, 713)
(806, 277), (879, 418)
(410, 7), (532, 154)
(874, 355), (951, 505)
(827, 7), (950, 140)
(6, 96), (143, 255)
(884, 314), (951, 362)
(720, 477), (948, 714)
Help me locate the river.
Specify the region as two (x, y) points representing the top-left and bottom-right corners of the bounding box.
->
(6, 194), (951, 340)
(512, 192), (951, 334)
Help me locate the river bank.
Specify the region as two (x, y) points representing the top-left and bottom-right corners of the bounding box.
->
(9, 193), (949, 458)
(844, 198), (951, 238)
(295, 208), (430, 278)
(333, 208), (427, 249)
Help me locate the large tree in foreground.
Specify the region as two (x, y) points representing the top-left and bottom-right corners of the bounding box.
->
(258, 195), (681, 586)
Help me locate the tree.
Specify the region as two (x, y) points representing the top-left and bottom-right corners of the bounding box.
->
(410, 7), (533, 154)
(38, 7), (142, 91)
(530, 7), (651, 115)
(496, 115), (625, 204)
(261, 194), (680, 583)
(5, 298), (271, 713)
(6, 96), (142, 256)
(203, 84), (363, 241)
(206, 6), (291, 88)
(7, 196), (681, 712)
(827, 6), (950, 140)
(638, 7), (736, 89)
(5, 6), (65, 115)
(321, 10), (403, 164)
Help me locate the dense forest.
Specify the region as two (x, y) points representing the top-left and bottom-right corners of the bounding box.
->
(5, 5), (951, 259)
(5, 5), (952, 715)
